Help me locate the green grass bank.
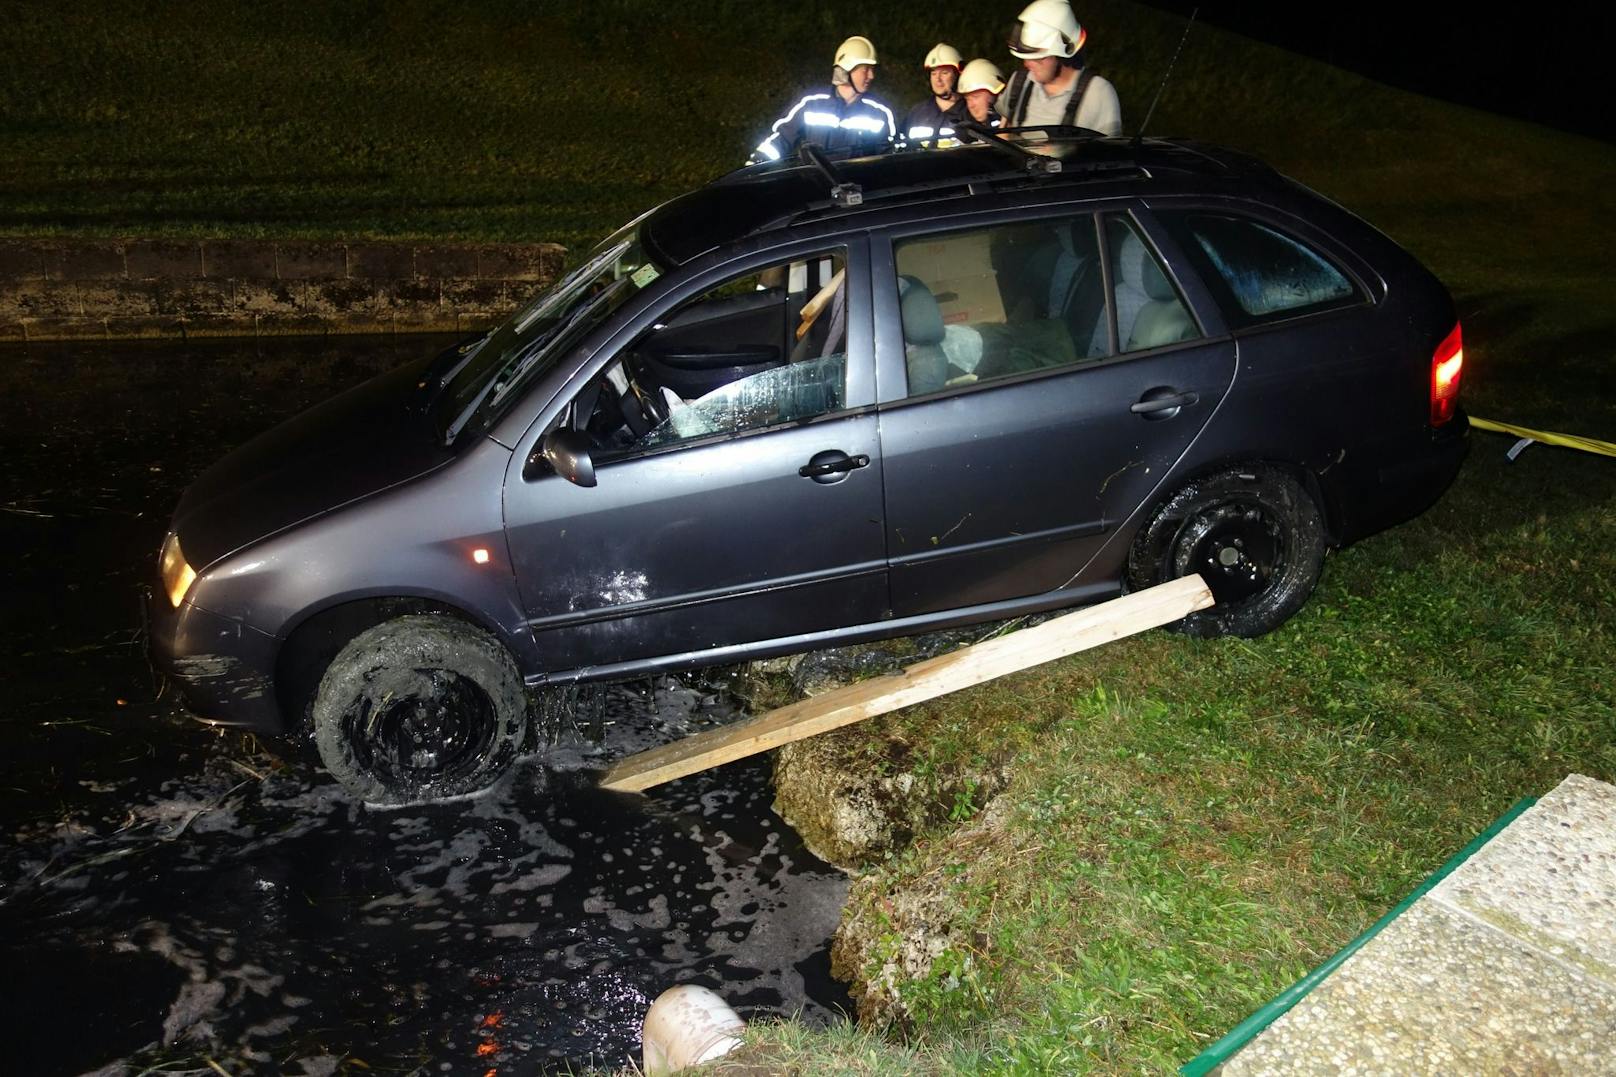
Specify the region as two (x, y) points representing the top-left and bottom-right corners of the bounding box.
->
(7, 2), (1614, 1072)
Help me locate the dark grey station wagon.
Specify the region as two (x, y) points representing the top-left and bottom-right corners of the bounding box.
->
(148, 129), (1468, 804)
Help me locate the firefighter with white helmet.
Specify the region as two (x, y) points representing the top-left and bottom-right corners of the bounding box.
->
(997, 0), (1122, 135)
(903, 43), (967, 145)
(752, 35), (897, 163)
(958, 58), (1008, 136)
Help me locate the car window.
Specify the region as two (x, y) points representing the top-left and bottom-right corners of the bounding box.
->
(892, 216), (1107, 397)
(568, 251), (849, 458)
(1166, 211), (1360, 322)
(1104, 215), (1202, 353)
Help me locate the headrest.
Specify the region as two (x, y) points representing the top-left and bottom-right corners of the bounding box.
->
(898, 275), (946, 346)
(1115, 232), (1176, 302)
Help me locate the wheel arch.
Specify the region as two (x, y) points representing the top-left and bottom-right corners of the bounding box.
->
(274, 595), (524, 739)
(1138, 455), (1341, 549)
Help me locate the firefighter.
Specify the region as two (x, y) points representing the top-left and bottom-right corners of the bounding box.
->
(903, 43), (967, 145)
(997, 0), (1121, 135)
(959, 58), (1007, 130)
(752, 36), (898, 163)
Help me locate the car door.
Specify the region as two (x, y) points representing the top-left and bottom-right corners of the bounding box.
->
(873, 207), (1238, 617)
(502, 239), (888, 674)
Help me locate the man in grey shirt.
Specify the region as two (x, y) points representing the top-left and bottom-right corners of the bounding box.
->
(996, 0), (1121, 135)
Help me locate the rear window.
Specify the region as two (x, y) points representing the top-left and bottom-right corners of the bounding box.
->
(1163, 212), (1361, 325)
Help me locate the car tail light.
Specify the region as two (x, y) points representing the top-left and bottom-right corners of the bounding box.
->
(1430, 321), (1463, 426)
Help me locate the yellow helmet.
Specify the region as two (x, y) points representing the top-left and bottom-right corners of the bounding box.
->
(834, 35), (879, 70)
(959, 58), (1007, 96)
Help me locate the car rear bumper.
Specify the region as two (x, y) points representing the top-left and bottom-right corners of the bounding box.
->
(144, 586), (286, 733)
(1333, 414), (1469, 545)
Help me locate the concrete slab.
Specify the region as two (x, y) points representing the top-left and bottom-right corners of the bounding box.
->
(1223, 901), (1616, 1075)
(1211, 775), (1616, 1075)
(1431, 773), (1616, 983)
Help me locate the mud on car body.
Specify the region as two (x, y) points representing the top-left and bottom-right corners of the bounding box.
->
(147, 129), (1468, 804)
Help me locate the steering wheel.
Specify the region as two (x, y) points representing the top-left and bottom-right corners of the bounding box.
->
(625, 357), (670, 428)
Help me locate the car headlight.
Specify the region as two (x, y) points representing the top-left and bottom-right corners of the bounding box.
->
(160, 533), (196, 608)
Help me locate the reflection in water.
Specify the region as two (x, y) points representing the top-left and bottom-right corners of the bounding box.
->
(0, 336), (849, 1075)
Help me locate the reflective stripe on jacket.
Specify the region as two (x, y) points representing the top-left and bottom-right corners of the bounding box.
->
(754, 87), (897, 162)
(903, 97), (967, 143)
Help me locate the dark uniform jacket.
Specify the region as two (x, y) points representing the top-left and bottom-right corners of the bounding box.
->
(753, 87), (897, 162)
(902, 96), (967, 143)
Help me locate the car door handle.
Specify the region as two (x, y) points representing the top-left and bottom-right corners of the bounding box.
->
(1130, 389), (1199, 418)
(799, 452), (870, 480)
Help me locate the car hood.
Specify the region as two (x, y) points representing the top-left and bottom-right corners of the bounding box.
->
(173, 355), (456, 569)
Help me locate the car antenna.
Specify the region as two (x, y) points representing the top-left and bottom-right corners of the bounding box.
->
(1134, 6), (1199, 145)
(798, 143), (864, 207)
(953, 121), (1064, 174)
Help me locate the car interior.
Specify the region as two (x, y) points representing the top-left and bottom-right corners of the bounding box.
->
(896, 214), (1198, 395)
(566, 254), (849, 457)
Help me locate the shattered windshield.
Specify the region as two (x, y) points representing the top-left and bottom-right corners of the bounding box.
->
(437, 212), (659, 440)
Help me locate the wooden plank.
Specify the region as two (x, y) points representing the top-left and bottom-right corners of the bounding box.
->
(599, 575), (1213, 793)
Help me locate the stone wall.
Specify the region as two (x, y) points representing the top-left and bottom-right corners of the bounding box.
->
(0, 238), (565, 341)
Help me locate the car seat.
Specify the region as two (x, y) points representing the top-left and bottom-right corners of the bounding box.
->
(1112, 231), (1197, 351)
(898, 275), (949, 395)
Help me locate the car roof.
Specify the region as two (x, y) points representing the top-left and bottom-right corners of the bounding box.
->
(640, 130), (1276, 267)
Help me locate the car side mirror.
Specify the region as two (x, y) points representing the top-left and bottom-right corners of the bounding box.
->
(537, 428), (597, 488)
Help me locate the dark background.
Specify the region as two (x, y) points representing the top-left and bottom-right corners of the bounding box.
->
(1141, 3), (1615, 144)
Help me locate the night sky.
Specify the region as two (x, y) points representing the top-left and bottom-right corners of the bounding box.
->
(1141, 3), (1616, 144)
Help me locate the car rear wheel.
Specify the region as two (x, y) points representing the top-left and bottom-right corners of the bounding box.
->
(1126, 466), (1325, 638)
(312, 615), (528, 805)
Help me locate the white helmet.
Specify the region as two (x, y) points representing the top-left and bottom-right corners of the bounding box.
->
(923, 43), (963, 70)
(1008, 0), (1087, 60)
(834, 35), (879, 70)
(959, 58), (1006, 96)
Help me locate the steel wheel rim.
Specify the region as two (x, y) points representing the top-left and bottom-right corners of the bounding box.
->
(347, 667), (499, 788)
(1177, 501), (1286, 605)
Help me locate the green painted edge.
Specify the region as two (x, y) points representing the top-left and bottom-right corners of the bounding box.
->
(1179, 795), (1539, 1077)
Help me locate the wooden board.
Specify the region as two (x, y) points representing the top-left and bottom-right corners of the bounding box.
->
(599, 575), (1213, 793)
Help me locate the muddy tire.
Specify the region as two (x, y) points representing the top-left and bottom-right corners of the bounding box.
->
(1126, 466), (1325, 639)
(312, 615), (527, 806)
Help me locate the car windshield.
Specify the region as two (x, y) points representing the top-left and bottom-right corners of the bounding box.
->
(436, 212), (660, 441)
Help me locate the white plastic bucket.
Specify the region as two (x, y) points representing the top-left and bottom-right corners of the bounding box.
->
(642, 984), (746, 1075)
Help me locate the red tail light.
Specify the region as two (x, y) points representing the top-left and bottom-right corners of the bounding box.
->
(1430, 321), (1463, 426)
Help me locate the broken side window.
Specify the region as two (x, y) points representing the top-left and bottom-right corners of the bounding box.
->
(573, 250), (850, 457)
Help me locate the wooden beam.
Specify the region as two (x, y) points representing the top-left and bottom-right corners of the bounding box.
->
(599, 575), (1213, 793)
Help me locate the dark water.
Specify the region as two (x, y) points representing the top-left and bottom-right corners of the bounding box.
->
(0, 335), (850, 1075)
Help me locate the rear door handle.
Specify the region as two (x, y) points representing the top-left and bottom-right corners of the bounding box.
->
(799, 451), (870, 482)
(1130, 388), (1199, 419)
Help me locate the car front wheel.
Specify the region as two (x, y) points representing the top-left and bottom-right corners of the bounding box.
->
(312, 615), (528, 805)
(1126, 466), (1326, 638)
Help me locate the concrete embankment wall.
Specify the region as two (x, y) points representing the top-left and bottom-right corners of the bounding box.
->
(0, 238), (564, 342)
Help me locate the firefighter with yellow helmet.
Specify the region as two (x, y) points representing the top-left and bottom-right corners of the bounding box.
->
(752, 36), (898, 163)
(903, 43), (968, 144)
(958, 59), (1008, 137)
(998, 0), (1122, 135)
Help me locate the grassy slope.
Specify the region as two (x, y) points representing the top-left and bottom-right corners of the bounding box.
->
(7, 2), (1614, 1072)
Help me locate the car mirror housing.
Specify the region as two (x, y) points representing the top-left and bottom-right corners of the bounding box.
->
(538, 428), (597, 488)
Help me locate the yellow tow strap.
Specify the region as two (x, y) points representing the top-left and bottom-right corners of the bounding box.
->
(1469, 416), (1616, 460)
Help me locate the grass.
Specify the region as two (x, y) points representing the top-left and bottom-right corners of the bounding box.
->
(7, 1), (1616, 1073)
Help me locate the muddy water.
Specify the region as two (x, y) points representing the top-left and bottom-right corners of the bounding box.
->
(0, 336), (850, 1075)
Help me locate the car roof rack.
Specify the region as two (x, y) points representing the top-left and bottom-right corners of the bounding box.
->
(954, 121), (1063, 174)
(799, 143), (865, 207)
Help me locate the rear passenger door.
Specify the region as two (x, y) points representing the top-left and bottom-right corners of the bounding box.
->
(873, 208), (1237, 617)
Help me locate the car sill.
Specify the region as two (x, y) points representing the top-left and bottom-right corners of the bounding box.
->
(526, 578), (1119, 687)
